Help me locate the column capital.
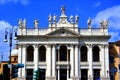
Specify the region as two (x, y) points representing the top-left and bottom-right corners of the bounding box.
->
(47, 44), (51, 48)
(74, 44), (79, 48)
(17, 44), (22, 48)
(67, 66), (70, 69)
(56, 66), (60, 69)
(22, 44), (26, 48)
(104, 44), (109, 47)
(70, 44), (74, 47)
(100, 44), (104, 48)
(34, 44), (39, 48)
(52, 44), (56, 77)
(26, 44), (32, 47)
(56, 45), (60, 49)
(86, 44), (92, 48)
(51, 44), (56, 48)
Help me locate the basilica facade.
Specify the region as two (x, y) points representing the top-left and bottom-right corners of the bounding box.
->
(17, 6), (111, 80)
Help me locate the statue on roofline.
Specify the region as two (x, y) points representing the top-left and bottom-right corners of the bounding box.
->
(99, 19), (108, 28)
(70, 15), (73, 23)
(18, 19), (23, 28)
(53, 15), (57, 22)
(104, 19), (108, 27)
(87, 17), (92, 27)
(48, 14), (52, 22)
(61, 5), (65, 14)
(75, 15), (79, 23)
(23, 19), (26, 28)
(34, 19), (39, 29)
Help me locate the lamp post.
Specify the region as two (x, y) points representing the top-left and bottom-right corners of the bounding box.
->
(3, 27), (17, 80)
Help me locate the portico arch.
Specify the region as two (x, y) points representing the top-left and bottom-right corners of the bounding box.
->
(39, 45), (46, 62)
(93, 46), (100, 62)
(80, 46), (88, 62)
(26, 45), (34, 62)
(60, 45), (67, 61)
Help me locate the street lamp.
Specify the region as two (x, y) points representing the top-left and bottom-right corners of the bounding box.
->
(3, 27), (18, 80)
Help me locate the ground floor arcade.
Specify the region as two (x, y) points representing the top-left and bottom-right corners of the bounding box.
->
(25, 68), (109, 80)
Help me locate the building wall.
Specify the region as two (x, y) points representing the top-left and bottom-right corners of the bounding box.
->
(0, 55), (18, 78)
(109, 42), (120, 80)
(17, 6), (110, 80)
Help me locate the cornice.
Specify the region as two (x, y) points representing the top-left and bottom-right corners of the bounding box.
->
(80, 35), (111, 39)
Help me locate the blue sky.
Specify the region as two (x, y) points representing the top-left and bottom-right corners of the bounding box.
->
(0, 0), (120, 61)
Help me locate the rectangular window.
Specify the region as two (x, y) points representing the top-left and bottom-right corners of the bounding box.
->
(109, 56), (114, 64)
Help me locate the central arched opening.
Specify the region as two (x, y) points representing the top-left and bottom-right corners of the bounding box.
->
(60, 45), (67, 61)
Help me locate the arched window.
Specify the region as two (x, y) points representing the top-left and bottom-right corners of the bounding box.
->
(93, 46), (100, 62)
(60, 45), (67, 61)
(80, 46), (87, 62)
(27, 46), (34, 62)
(39, 45), (46, 62)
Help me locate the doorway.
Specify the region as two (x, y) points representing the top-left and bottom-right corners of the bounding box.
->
(26, 69), (33, 80)
(39, 69), (46, 80)
(81, 69), (88, 80)
(93, 69), (100, 80)
(60, 69), (67, 80)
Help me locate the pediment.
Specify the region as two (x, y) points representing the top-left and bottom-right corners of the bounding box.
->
(46, 27), (80, 37)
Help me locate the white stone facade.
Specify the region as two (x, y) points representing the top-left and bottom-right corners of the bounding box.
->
(17, 6), (111, 80)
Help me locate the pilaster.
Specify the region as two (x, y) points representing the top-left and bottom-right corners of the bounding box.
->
(75, 45), (80, 80)
(70, 45), (74, 78)
(46, 44), (52, 80)
(88, 44), (93, 80)
(34, 44), (38, 71)
(21, 44), (26, 79)
(52, 45), (56, 80)
(18, 44), (22, 77)
(67, 66), (70, 80)
(57, 66), (60, 80)
(57, 46), (60, 61)
(100, 44), (105, 78)
(35, 29), (39, 35)
(105, 44), (110, 79)
(22, 28), (26, 35)
(78, 45), (81, 79)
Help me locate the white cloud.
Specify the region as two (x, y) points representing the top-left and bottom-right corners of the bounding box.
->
(93, 2), (101, 7)
(92, 5), (120, 29)
(92, 5), (120, 41)
(0, 20), (12, 30)
(0, 0), (29, 5)
(109, 31), (120, 42)
(0, 20), (17, 61)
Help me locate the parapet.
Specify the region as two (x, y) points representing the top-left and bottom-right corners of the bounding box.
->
(18, 6), (109, 36)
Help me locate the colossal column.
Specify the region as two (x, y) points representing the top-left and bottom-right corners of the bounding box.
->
(75, 45), (80, 80)
(105, 44), (110, 79)
(88, 44), (93, 80)
(21, 44), (26, 79)
(52, 45), (56, 80)
(33, 44), (38, 73)
(100, 45), (105, 78)
(70, 45), (74, 79)
(18, 44), (22, 78)
(46, 45), (52, 80)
